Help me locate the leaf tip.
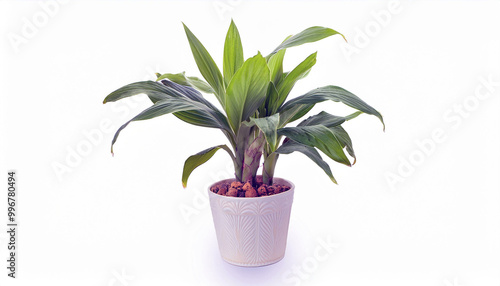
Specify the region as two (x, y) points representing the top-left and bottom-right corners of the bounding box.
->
(182, 182), (187, 188)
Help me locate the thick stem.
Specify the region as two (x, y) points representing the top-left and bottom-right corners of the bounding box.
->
(234, 124), (254, 181)
(242, 133), (265, 184)
(262, 152), (278, 185)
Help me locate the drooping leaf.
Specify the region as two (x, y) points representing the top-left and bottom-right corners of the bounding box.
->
(225, 53), (270, 134)
(297, 111), (356, 163)
(223, 20), (244, 87)
(277, 125), (351, 166)
(279, 85), (385, 129)
(275, 140), (337, 183)
(297, 111), (346, 128)
(330, 125), (356, 164)
(183, 23), (225, 105)
(250, 114), (280, 151)
(110, 97), (230, 154)
(276, 52), (317, 107)
(267, 26), (346, 58)
(156, 72), (214, 94)
(103, 81), (173, 104)
(182, 145), (235, 188)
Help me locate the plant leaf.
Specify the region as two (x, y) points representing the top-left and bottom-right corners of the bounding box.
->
(297, 111), (346, 128)
(277, 125), (351, 166)
(223, 20), (244, 87)
(276, 52), (317, 107)
(183, 23), (225, 105)
(103, 81), (173, 104)
(250, 114), (280, 151)
(297, 111), (356, 163)
(182, 145), (235, 188)
(225, 53), (270, 134)
(267, 48), (286, 85)
(330, 125), (356, 164)
(279, 85), (384, 129)
(156, 72), (214, 94)
(267, 26), (346, 58)
(110, 97), (230, 154)
(275, 140), (337, 183)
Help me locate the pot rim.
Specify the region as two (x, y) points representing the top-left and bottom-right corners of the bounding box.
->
(207, 176), (295, 201)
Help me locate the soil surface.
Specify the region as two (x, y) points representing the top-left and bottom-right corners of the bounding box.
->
(210, 178), (291, 198)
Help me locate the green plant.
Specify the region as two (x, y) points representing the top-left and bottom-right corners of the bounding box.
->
(103, 21), (384, 188)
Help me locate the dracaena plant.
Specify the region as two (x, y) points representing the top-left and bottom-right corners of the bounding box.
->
(103, 21), (384, 188)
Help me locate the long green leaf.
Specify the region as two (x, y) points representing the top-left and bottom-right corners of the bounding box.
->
(183, 23), (225, 105)
(279, 85), (385, 129)
(223, 20), (244, 87)
(275, 140), (337, 183)
(267, 48), (286, 85)
(250, 114), (280, 151)
(225, 53), (270, 134)
(276, 52), (317, 107)
(267, 26), (346, 58)
(277, 125), (351, 166)
(182, 145), (235, 188)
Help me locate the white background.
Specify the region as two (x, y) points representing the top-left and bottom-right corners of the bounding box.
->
(1, 1), (499, 285)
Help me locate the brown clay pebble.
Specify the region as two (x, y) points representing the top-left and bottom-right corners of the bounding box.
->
(242, 182), (254, 192)
(257, 185), (268, 196)
(217, 184), (228, 196)
(267, 186), (275, 195)
(245, 188), (257, 197)
(230, 181), (243, 189)
(210, 186), (219, 193)
(226, 187), (238, 197)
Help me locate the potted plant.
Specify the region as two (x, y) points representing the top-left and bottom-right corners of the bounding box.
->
(103, 21), (384, 267)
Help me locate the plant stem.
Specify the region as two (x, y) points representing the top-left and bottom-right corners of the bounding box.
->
(242, 133), (265, 184)
(262, 151), (278, 185)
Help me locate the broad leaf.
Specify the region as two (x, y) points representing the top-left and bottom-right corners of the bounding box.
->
(276, 52), (317, 107)
(182, 145), (235, 188)
(250, 114), (280, 151)
(279, 85), (385, 129)
(275, 140), (337, 183)
(225, 53), (270, 134)
(223, 20), (244, 86)
(277, 125), (351, 166)
(183, 23), (225, 105)
(267, 26), (346, 58)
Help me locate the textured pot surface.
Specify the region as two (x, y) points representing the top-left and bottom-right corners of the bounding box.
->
(208, 177), (295, 267)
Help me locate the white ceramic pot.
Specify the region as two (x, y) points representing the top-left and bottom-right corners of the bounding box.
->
(208, 177), (295, 267)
